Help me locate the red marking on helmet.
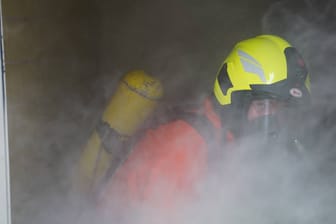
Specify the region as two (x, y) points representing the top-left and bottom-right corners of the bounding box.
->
(290, 88), (303, 98)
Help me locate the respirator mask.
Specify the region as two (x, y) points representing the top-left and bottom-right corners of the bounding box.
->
(241, 98), (307, 156)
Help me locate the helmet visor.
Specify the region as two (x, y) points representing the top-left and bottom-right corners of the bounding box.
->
(242, 99), (304, 144)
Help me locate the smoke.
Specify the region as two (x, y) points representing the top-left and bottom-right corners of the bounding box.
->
(91, 139), (336, 224)
(262, 0), (336, 181)
(78, 139), (335, 224)
(263, 0), (336, 110)
(10, 0), (336, 223)
(87, 1), (336, 224)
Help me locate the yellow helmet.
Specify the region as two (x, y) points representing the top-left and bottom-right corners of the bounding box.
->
(213, 34), (311, 107)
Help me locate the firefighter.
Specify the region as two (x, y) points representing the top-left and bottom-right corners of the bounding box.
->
(97, 34), (311, 220)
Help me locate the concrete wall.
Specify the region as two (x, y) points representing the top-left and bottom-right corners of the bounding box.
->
(97, 0), (275, 103)
(3, 0), (100, 223)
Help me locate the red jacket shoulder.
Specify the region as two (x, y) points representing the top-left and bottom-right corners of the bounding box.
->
(98, 119), (208, 208)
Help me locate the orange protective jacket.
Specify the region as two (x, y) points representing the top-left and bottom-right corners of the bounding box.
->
(97, 98), (231, 216)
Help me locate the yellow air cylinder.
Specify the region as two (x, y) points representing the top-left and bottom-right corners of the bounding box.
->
(75, 70), (163, 195)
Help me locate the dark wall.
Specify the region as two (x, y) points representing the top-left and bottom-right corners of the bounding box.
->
(3, 0), (100, 223)
(98, 0), (275, 103)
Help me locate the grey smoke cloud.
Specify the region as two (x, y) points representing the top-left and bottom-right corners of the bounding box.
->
(11, 0), (336, 223)
(87, 139), (336, 224)
(263, 0), (336, 106)
(92, 1), (336, 223)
